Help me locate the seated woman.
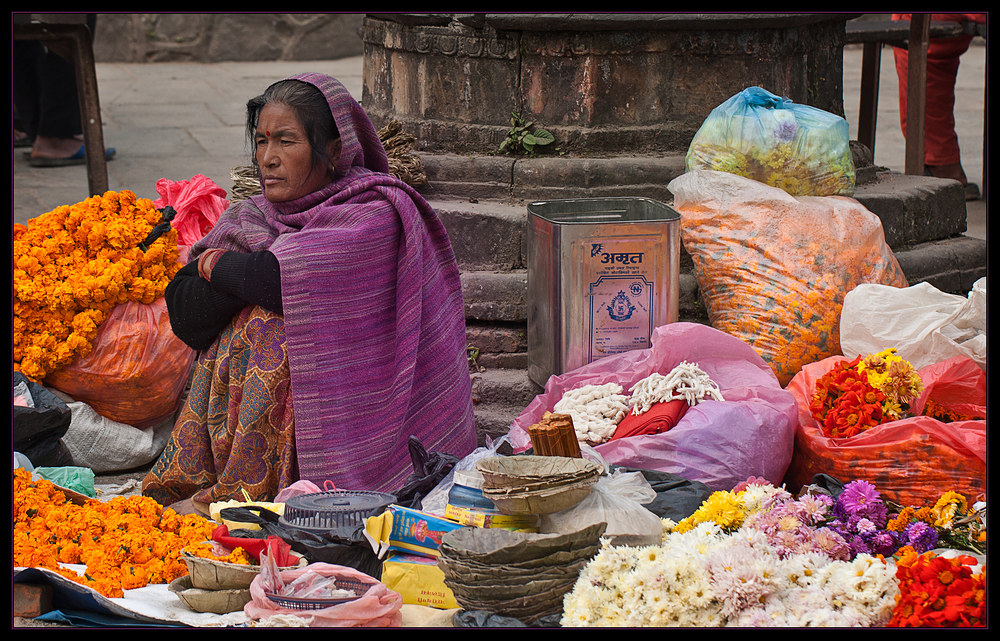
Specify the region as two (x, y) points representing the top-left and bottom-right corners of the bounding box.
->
(142, 73), (477, 513)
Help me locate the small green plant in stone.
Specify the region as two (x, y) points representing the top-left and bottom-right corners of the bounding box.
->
(499, 112), (555, 156)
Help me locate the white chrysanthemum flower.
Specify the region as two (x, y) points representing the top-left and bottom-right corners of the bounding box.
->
(562, 507), (898, 627)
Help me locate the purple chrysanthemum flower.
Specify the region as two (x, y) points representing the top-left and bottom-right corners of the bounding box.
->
(837, 480), (881, 514)
(834, 480), (888, 526)
(905, 521), (939, 553)
(848, 534), (871, 556)
(869, 530), (897, 556)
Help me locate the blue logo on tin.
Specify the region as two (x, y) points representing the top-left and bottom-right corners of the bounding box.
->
(607, 291), (636, 321)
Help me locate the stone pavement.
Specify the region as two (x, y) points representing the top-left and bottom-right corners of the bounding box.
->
(12, 45), (986, 237)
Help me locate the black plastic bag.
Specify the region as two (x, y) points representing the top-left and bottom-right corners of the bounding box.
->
(219, 505), (382, 579)
(392, 435), (460, 510)
(13, 372), (73, 467)
(611, 465), (715, 523)
(454, 610), (562, 628)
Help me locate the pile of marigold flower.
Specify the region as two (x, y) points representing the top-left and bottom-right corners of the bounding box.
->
(810, 348), (925, 438)
(13, 190), (182, 382)
(13, 467), (249, 599)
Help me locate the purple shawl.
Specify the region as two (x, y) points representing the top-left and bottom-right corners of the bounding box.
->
(190, 73), (476, 493)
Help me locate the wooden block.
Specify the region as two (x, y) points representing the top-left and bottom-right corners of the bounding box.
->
(13, 582), (54, 618)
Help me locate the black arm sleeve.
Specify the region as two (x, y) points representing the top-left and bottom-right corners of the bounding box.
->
(165, 260), (246, 351)
(208, 250), (284, 315)
(164, 250), (283, 351)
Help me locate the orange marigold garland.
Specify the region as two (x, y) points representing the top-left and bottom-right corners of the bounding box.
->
(13, 190), (182, 382)
(13, 468), (248, 599)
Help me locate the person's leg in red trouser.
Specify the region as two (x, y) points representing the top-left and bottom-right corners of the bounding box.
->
(892, 13), (983, 200)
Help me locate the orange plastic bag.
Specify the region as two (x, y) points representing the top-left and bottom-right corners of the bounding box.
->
(784, 354), (987, 506)
(45, 298), (195, 429)
(668, 170), (909, 386)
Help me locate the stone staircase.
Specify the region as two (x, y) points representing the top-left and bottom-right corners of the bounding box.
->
(420, 151), (988, 445)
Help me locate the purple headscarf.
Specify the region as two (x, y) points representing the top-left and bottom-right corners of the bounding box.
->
(190, 73), (476, 493)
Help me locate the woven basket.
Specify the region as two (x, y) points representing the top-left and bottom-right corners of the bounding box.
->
(182, 550), (306, 590)
(169, 575), (251, 614)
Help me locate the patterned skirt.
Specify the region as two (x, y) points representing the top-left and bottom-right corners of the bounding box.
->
(142, 306), (297, 506)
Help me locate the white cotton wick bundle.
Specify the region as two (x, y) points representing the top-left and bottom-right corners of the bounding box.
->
(553, 383), (631, 444)
(628, 361), (724, 415)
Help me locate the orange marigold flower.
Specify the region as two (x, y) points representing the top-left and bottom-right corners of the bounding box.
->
(13, 190), (181, 381)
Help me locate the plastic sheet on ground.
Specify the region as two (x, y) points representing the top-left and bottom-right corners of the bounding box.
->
(14, 566), (251, 628)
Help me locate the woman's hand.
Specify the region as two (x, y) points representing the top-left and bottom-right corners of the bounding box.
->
(197, 248), (227, 281)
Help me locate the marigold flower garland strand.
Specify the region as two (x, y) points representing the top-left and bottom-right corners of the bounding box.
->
(13, 190), (182, 382)
(13, 468), (249, 599)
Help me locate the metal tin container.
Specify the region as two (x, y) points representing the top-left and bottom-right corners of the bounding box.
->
(527, 197), (680, 386)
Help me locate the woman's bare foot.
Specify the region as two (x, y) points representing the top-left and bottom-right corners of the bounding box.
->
(924, 162), (968, 184)
(166, 497), (212, 517)
(29, 135), (84, 160)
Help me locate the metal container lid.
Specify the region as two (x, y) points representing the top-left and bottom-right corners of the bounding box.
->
(527, 197), (680, 225)
(279, 490), (396, 534)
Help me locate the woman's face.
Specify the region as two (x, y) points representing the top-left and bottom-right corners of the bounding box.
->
(255, 102), (341, 203)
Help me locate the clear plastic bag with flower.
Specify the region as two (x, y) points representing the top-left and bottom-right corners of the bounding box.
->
(685, 86), (855, 197)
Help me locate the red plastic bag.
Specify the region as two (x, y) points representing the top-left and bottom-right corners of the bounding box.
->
(45, 298), (195, 429)
(153, 174), (228, 261)
(784, 355), (987, 506)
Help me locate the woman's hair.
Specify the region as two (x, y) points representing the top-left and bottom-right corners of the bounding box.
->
(246, 79), (341, 174)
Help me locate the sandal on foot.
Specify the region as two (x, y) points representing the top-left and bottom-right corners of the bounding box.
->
(27, 145), (116, 167)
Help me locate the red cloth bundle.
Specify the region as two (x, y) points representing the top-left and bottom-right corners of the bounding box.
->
(610, 399), (689, 441)
(212, 524), (297, 566)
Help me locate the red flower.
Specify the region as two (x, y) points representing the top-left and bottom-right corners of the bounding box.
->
(889, 551), (986, 627)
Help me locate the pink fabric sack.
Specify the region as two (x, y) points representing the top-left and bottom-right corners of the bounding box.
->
(509, 322), (799, 492)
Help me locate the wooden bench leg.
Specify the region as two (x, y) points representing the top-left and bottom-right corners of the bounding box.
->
(904, 14), (930, 176)
(857, 41), (882, 157)
(13, 23), (109, 196)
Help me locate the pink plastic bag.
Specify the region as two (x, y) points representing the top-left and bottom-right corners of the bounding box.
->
(509, 322), (799, 491)
(245, 563), (403, 627)
(274, 479), (325, 503)
(153, 174), (228, 261)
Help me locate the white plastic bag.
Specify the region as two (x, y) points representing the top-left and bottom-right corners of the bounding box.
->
(60, 400), (174, 473)
(419, 434), (511, 516)
(840, 278), (986, 371)
(539, 469), (663, 547)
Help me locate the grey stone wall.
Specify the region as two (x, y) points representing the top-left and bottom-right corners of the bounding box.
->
(92, 13), (365, 63)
